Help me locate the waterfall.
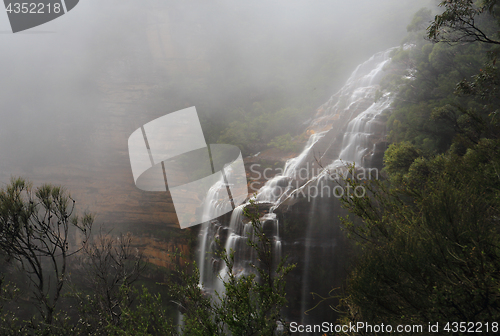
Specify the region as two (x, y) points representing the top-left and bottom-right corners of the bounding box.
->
(195, 46), (399, 327)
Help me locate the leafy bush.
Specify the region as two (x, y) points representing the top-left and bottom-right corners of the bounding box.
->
(268, 133), (299, 153)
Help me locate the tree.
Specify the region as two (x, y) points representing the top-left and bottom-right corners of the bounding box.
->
(428, 0), (500, 45)
(383, 141), (422, 179)
(103, 285), (177, 336)
(0, 178), (93, 329)
(407, 7), (433, 33)
(332, 4), (500, 334)
(75, 231), (148, 329)
(426, 1), (500, 117)
(337, 140), (500, 334)
(0, 278), (22, 336)
(166, 201), (296, 335)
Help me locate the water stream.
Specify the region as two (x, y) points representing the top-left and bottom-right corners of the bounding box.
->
(195, 46), (398, 328)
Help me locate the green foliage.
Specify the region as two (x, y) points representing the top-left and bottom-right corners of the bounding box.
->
(428, 0), (500, 45)
(218, 106), (304, 155)
(455, 53), (500, 108)
(0, 178), (93, 330)
(0, 280), (23, 336)
(164, 254), (220, 336)
(338, 141), (500, 332)
(407, 7), (432, 33)
(71, 232), (150, 332)
(218, 204), (294, 335)
(386, 15), (492, 154)
(383, 141), (422, 179)
(336, 5), (500, 333)
(0, 179), (178, 336)
(268, 133), (299, 153)
(103, 286), (176, 336)
(165, 201), (296, 335)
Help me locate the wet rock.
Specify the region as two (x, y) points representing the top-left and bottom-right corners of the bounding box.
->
(262, 218), (276, 237)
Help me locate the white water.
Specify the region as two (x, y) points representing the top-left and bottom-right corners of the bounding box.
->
(195, 46), (398, 327)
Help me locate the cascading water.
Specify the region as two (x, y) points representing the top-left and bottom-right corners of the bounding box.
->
(195, 46), (401, 329)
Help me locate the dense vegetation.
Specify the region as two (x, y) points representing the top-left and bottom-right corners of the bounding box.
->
(0, 184), (293, 335)
(0, 179), (176, 335)
(5, 1), (500, 335)
(337, 1), (500, 334)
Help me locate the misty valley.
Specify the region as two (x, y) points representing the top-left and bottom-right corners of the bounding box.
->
(1, 1), (500, 335)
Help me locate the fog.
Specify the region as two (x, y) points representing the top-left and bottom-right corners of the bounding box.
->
(0, 0), (433, 229)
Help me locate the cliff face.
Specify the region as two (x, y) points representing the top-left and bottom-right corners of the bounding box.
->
(0, 8), (209, 263)
(1, 7), (393, 271)
(85, 7), (212, 230)
(1, 8), (211, 231)
(130, 235), (190, 269)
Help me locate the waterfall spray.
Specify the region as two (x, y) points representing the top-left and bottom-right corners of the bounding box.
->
(196, 46), (400, 326)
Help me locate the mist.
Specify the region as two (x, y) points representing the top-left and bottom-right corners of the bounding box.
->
(0, 0), (434, 228)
